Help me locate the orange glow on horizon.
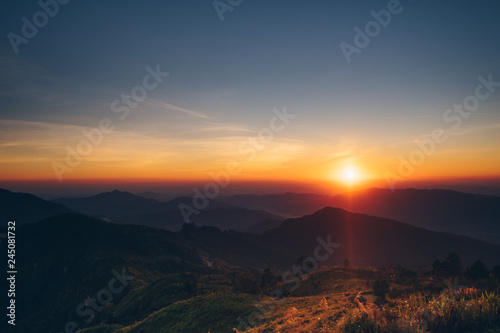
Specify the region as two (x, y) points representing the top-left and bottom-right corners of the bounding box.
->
(1, 140), (499, 187)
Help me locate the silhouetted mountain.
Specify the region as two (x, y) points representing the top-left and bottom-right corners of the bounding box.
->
(136, 191), (176, 202)
(331, 188), (500, 244)
(25, 208), (499, 285)
(221, 192), (336, 217)
(223, 189), (500, 244)
(45, 191), (500, 270)
(163, 196), (232, 211)
(54, 191), (282, 232)
(191, 207), (283, 231)
(114, 206), (282, 232)
(8, 210), (500, 332)
(53, 191), (234, 218)
(53, 190), (169, 217)
(175, 207), (500, 270)
(420, 184), (500, 197)
(257, 207), (500, 269)
(11, 213), (207, 333)
(243, 217), (283, 234)
(0, 188), (72, 224)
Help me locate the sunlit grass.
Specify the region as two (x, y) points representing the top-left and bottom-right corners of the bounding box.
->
(234, 268), (500, 333)
(80, 267), (500, 333)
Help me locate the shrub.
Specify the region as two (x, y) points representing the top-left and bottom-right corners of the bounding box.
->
(465, 260), (490, 280)
(373, 280), (390, 299)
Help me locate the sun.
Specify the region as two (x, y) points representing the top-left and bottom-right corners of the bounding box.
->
(336, 165), (363, 186)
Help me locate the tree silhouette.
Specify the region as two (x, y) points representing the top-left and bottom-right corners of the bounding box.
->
(343, 258), (350, 268)
(465, 260), (489, 280)
(260, 268), (277, 295)
(373, 280), (390, 300)
(432, 253), (463, 277)
(492, 264), (500, 281)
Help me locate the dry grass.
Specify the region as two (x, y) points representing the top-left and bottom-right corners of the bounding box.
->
(234, 268), (500, 333)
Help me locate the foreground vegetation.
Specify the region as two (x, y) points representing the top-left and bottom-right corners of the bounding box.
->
(76, 254), (500, 333)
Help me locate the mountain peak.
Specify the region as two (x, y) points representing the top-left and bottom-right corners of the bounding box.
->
(106, 189), (131, 195)
(0, 188), (72, 224)
(93, 190), (140, 199)
(311, 206), (349, 217)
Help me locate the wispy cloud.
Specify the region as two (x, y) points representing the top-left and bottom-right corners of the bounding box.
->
(0, 118), (310, 179)
(417, 122), (500, 141)
(447, 122), (500, 136)
(150, 99), (210, 119)
(191, 122), (254, 133)
(325, 150), (353, 160)
(0, 55), (59, 100)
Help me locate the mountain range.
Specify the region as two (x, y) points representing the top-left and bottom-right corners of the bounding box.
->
(3, 186), (500, 332)
(4, 187), (500, 245)
(0, 188), (72, 224)
(222, 188), (500, 244)
(52, 190), (284, 232)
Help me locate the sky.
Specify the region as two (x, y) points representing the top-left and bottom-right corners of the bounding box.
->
(1, 0), (500, 195)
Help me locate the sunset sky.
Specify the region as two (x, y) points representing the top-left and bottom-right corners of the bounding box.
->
(1, 0), (500, 194)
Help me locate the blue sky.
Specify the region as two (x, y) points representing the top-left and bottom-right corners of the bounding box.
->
(1, 0), (500, 185)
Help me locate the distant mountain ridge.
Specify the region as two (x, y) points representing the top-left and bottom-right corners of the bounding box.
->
(9, 211), (500, 333)
(0, 188), (72, 224)
(53, 190), (284, 232)
(331, 188), (500, 244)
(53, 189), (170, 217)
(17, 209), (500, 272)
(260, 207), (500, 269)
(420, 184), (500, 197)
(223, 188), (500, 244)
(221, 192), (336, 217)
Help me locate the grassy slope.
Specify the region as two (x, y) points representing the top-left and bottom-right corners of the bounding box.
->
(116, 294), (259, 333)
(79, 267), (500, 333)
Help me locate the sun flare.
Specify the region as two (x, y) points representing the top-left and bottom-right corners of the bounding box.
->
(336, 165), (364, 186)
